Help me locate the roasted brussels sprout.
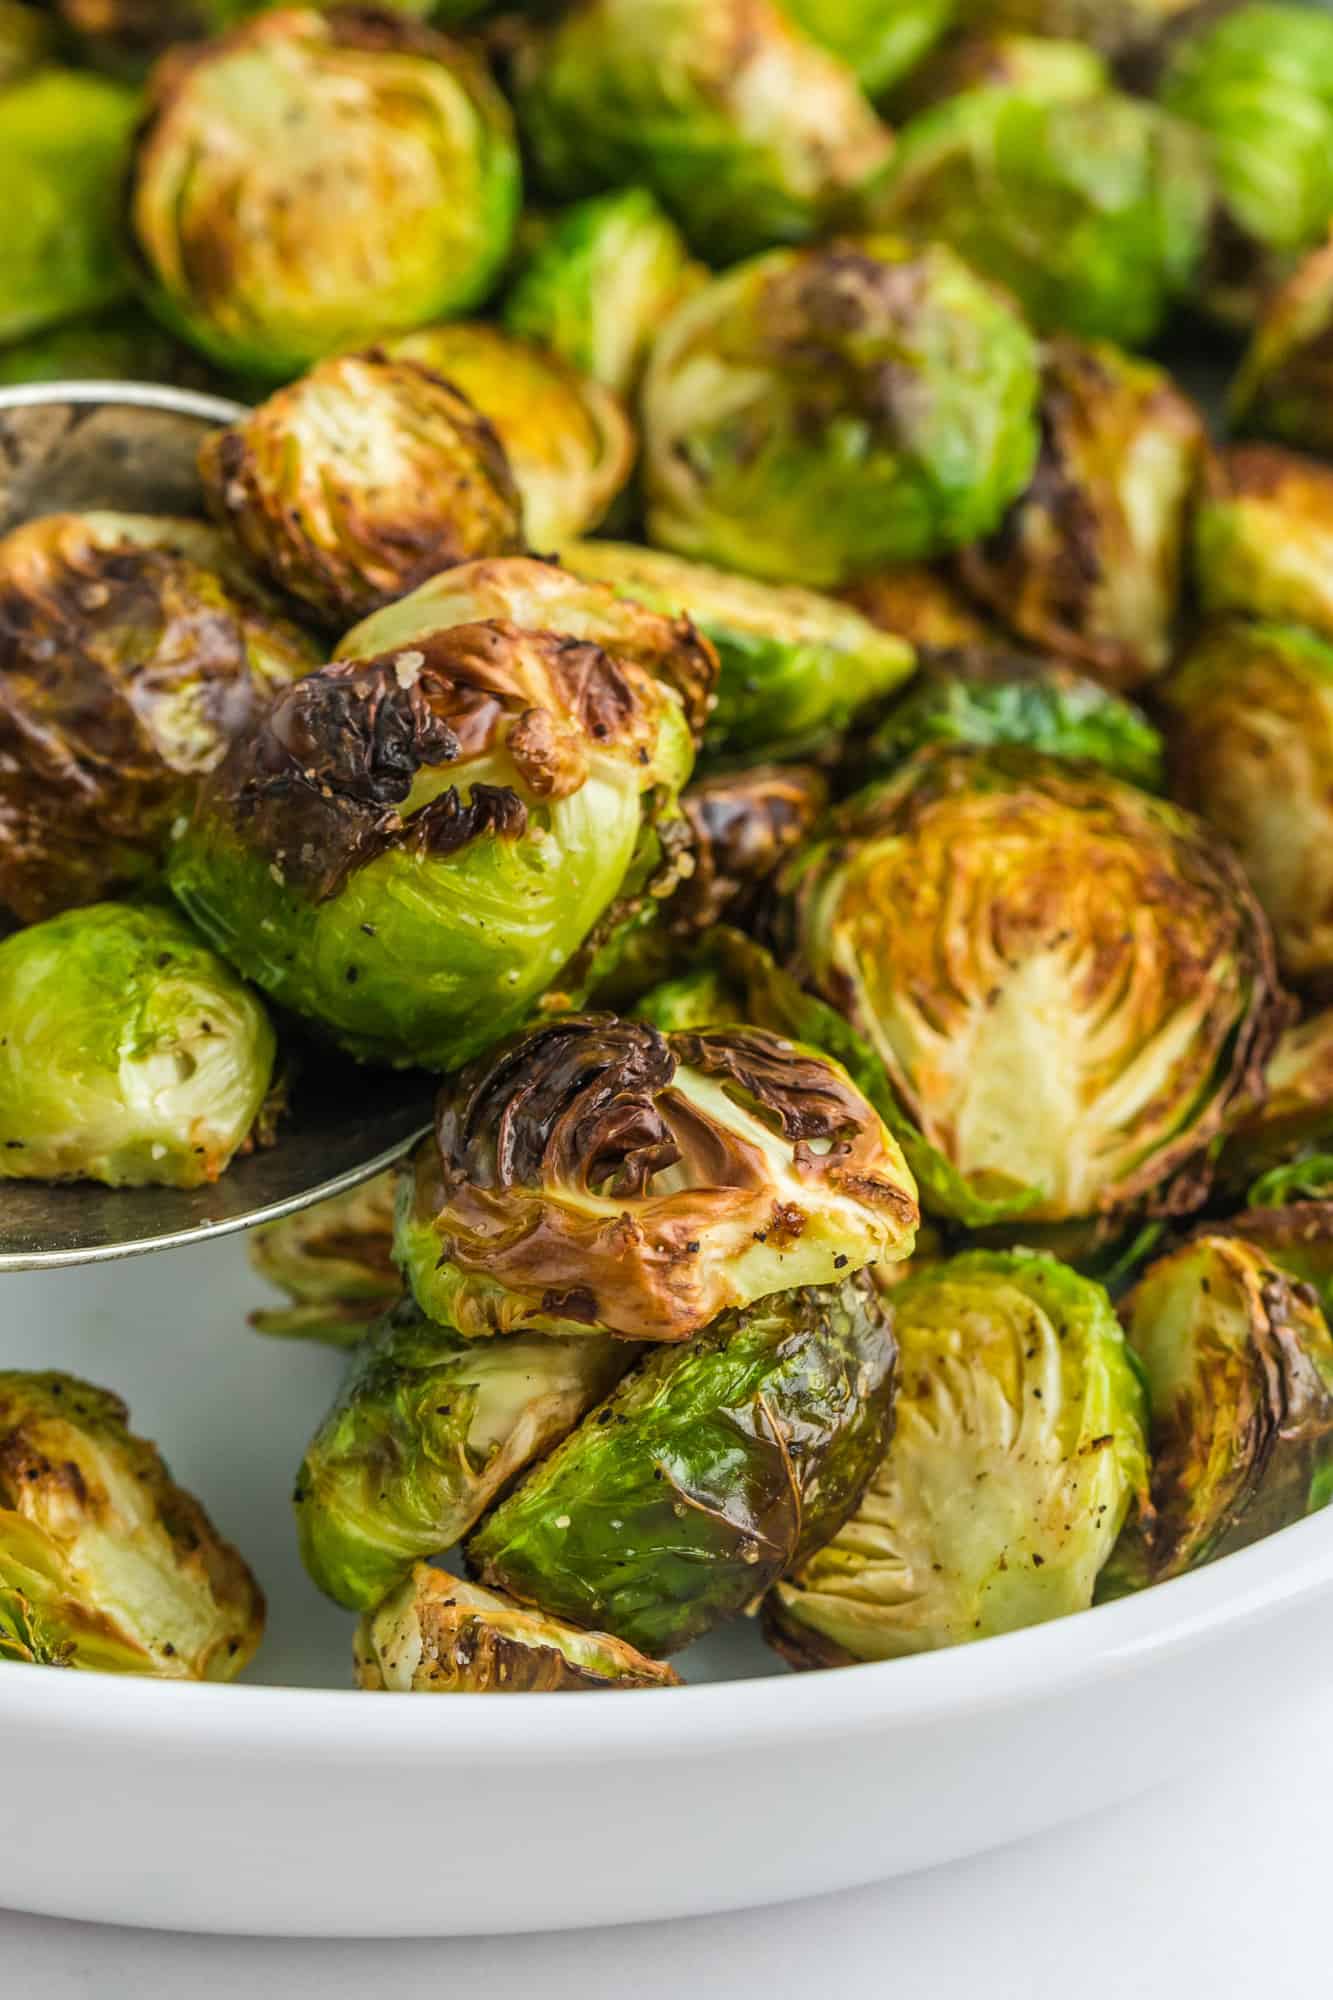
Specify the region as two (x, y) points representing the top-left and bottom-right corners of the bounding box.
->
(1231, 231), (1333, 457)
(383, 325), (634, 551)
(0, 306), (227, 392)
(1224, 1199), (1333, 1324)
(130, 8), (521, 378)
(642, 238), (1041, 589)
(502, 189), (702, 400)
(783, 0), (957, 98)
(767, 1251), (1147, 1663)
(397, 1014), (918, 1342)
(0, 902), (276, 1189)
(673, 764), (829, 939)
(778, 747), (1285, 1224)
(1193, 446), (1333, 643)
(0, 1371), (264, 1675)
(893, 28), (1109, 113)
(956, 0), (1197, 61)
(354, 1568), (679, 1693)
(1215, 1010), (1333, 1202)
(296, 1299), (630, 1612)
(512, 0), (895, 264)
(468, 1275), (896, 1655)
(959, 338), (1204, 691)
(1160, 620), (1333, 989)
(559, 542), (914, 760)
(167, 627), (693, 1070)
(0, 1), (53, 84)
(249, 1170), (401, 1348)
(0, 511), (321, 924)
(842, 564), (995, 655)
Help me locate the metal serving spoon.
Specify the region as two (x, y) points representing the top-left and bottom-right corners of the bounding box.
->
(0, 382), (432, 1271)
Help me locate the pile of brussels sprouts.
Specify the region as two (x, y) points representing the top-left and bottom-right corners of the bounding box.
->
(9, 0), (1333, 1693)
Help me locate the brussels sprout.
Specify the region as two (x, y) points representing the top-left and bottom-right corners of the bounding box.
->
(1231, 231), (1333, 457)
(354, 1568), (680, 1693)
(959, 338), (1204, 690)
(398, 1014), (918, 1342)
(0, 1), (52, 84)
(842, 564), (995, 655)
(893, 29), (1109, 113)
(382, 325), (635, 551)
(468, 1275), (896, 1655)
(0, 511), (321, 924)
(642, 238), (1041, 589)
(1224, 1200), (1333, 1324)
(1159, 620), (1333, 989)
(0, 306), (229, 392)
(956, 0), (1197, 58)
(296, 1299), (631, 1612)
(502, 189), (703, 400)
(130, 9), (520, 378)
(1, 68), (139, 345)
(778, 748), (1285, 1225)
(512, 0), (894, 264)
(1193, 445), (1333, 643)
(167, 626), (694, 1070)
(767, 1251), (1146, 1664)
(783, 0), (957, 98)
(1215, 1011), (1333, 1203)
(881, 88), (1211, 348)
(0, 1371), (264, 1675)
(559, 541), (915, 760)
(249, 1170), (402, 1348)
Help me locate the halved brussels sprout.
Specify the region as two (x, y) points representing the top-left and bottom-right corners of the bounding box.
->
(502, 189), (702, 400)
(956, 0), (1197, 60)
(197, 354), (524, 629)
(1193, 445), (1333, 642)
(295, 1299), (631, 1612)
(559, 541), (915, 760)
(355, 1568), (680, 1693)
(959, 338), (1204, 691)
(468, 1275), (896, 1655)
(842, 564), (995, 655)
(130, 8), (520, 378)
(512, 0), (894, 264)
(881, 87), (1211, 347)
(398, 1014), (918, 1342)
(642, 238), (1041, 589)
(1160, 619), (1333, 989)
(0, 1371), (264, 1675)
(0, 511), (321, 924)
(783, 0), (957, 98)
(167, 626), (693, 1070)
(1215, 1010), (1333, 1203)
(0, 1), (53, 84)
(778, 747), (1285, 1224)
(383, 325), (635, 551)
(0, 306), (227, 392)
(249, 1170), (401, 1348)
(767, 1251), (1146, 1664)
(1231, 231), (1333, 456)
(0, 902), (276, 1189)
(893, 29), (1109, 113)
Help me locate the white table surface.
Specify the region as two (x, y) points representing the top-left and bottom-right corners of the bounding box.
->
(4, 1673), (1328, 1997)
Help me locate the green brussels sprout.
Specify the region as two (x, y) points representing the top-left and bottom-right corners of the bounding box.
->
(881, 87), (1211, 348)
(1159, 619), (1333, 989)
(558, 541), (915, 760)
(0, 1371), (264, 1675)
(955, 0), (1202, 61)
(130, 9), (521, 379)
(0, 306), (229, 393)
(959, 337), (1204, 691)
(502, 189), (703, 400)
(892, 29), (1109, 114)
(354, 1568), (680, 1693)
(0, 902), (276, 1189)
(468, 1275), (896, 1655)
(1, 68), (139, 345)
(642, 238), (1041, 589)
(296, 1299), (631, 1612)
(767, 1251), (1147, 1664)
(1193, 445), (1333, 643)
(1214, 1010), (1333, 1203)
(511, 0), (895, 264)
(382, 325), (635, 551)
(0, 1), (53, 84)
(197, 353), (525, 630)
(397, 1014), (918, 1343)
(167, 625), (694, 1070)
(783, 0), (957, 98)
(777, 747), (1285, 1225)
(248, 1170), (402, 1348)
(842, 563), (996, 655)
(1231, 231), (1333, 456)
(0, 511), (321, 924)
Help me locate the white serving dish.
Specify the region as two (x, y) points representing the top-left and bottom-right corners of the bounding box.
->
(3, 1236), (1332, 1938)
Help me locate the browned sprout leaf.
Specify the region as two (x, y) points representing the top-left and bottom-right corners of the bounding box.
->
(1194, 443), (1333, 642)
(1215, 1009), (1333, 1202)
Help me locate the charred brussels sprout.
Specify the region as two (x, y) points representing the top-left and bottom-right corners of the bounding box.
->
(355, 1569), (680, 1693)
(249, 1170), (401, 1348)
(468, 1275), (897, 1656)
(559, 542), (914, 760)
(167, 627), (693, 1070)
(783, 0), (957, 98)
(642, 238), (1041, 589)
(0, 2), (53, 84)
(512, 0), (894, 264)
(1231, 232), (1333, 457)
(295, 1299), (630, 1612)
(959, 338), (1204, 691)
(0, 1371), (264, 1675)
(0, 511), (320, 924)
(842, 564), (994, 654)
(767, 1251), (1146, 1663)
(779, 748), (1285, 1224)
(0, 902), (275, 1189)
(1193, 446), (1333, 644)
(197, 354), (524, 629)
(398, 1015), (918, 1342)
(130, 8), (520, 378)
(1215, 1011), (1333, 1202)
(955, 0), (1197, 60)
(893, 29), (1109, 113)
